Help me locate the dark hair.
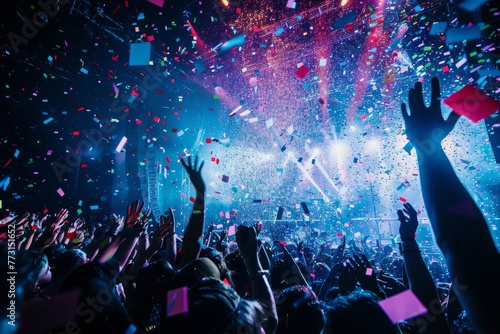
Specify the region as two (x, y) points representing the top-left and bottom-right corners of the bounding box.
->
(270, 259), (299, 293)
(52, 249), (87, 275)
(275, 285), (324, 334)
(42, 244), (66, 267)
(200, 246), (231, 282)
(160, 277), (265, 334)
(16, 250), (49, 297)
(324, 290), (400, 334)
(131, 259), (175, 330)
(57, 261), (135, 334)
(224, 251), (249, 297)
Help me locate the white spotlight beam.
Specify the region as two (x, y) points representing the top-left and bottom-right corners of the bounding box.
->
(304, 144), (339, 194)
(287, 151), (330, 203)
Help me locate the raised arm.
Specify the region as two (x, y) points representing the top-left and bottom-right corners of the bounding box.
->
(401, 77), (500, 333)
(177, 155), (206, 268)
(397, 202), (451, 334)
(162, 208), (177, 268)
(236, 225), (277, 334)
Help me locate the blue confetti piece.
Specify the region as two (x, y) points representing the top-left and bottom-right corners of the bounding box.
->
(0, 176), (10, 191)
(80, 67), (88, 74)
(275, 27), (285, 36)
(43, 117), (54, 124)
(129, 42), (151, 66)
(90, 205), (99, 210)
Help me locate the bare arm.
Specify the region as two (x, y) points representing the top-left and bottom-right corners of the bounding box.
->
(177, 156), (206, 268)
(401, 77), (500, 333)
(397, 202), (451, 334)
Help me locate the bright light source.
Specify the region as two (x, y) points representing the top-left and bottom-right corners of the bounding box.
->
(312, 147), (321, 156)
(341, 0), (349, 7)
(350, 125), (356, 131)
(221, 0), (229, 7)
(332, 142), (346, 155)
(368, 139), (379, 150)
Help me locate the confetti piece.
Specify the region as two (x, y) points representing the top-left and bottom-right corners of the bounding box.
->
(403, 142), (414, 155)
(277, 207), (284, 220)
(295, 65), (310, 79)
(194, 59), (206, 73)
(116, 136), (127, 152)
(301, 202), (310, 215)
(230, 105), (243, 117)
(275, 27), (285, 36)
(228, 225), (236, 236)
(222, 175), (229, 183)
(0, 177), (11, 191)
(379, 290), (427, 323)
(334, 11), (356, 29)
(445, 26), (481, 43)
(286, 0), (296, 9)
(265, 118), (274, 128)
(43, 117), (54, 124)
(458, 0), (488, 11)
(57, 188), (65, 197)
(218, 34), (246, 55)
(429, 22), (447, 35)
(240, 109), (251, 117)
(167, 287), (189, 317)
(147, 0), (165, 7)
(129, 43), (151, 66)
(443, 84), (500, 123)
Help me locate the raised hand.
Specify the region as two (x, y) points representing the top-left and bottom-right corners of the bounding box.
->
(338, 261), (358, 295)
(72, 217), (85, 230)
(0, 212), (16, 225)
(401, 77), (460, 149)
(125, 199), (145, 229)
(150, 217), (171, 251)
(236, 225), (259, 259)
(52, 208), (69, 232)
(180, 155), (206, 193)
(160, 208), (175, 239)
(108, 213), (125, 235)
(397, 202), (418, 241)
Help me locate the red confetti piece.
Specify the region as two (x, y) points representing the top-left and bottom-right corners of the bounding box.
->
(295, 65), (310, 79)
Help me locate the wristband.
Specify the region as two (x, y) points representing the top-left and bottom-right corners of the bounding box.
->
(401, 241), (420, 253)
(250, 270), (269, 281)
